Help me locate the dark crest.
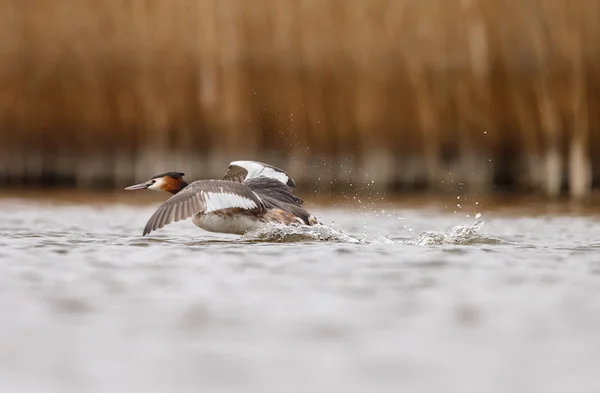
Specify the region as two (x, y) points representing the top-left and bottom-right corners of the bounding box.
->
(151, 172), (185, 179)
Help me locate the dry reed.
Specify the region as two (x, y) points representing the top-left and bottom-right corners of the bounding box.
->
(1, 0), (599, 198)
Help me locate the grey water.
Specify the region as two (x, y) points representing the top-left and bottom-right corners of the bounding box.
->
(1, 197), (600, 393)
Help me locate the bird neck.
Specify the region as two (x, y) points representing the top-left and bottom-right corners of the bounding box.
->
(169, 180), (188, 194)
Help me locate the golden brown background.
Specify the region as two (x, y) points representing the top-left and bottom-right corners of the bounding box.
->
(1, 0), (599, 199)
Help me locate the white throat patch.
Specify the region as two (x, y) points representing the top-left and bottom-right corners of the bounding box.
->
(147, 177), (167, 191)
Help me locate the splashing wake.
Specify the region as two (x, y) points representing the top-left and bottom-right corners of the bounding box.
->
(404, 220), (504, 246)
(242, 223), (361, 243)
(242, 219), (504, 246)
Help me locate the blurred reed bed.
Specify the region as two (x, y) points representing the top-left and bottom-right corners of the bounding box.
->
(1, 0), (599, 198)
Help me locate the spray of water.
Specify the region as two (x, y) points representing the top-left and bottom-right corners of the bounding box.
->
(242, 215), (505, 246)
(242, 223), (361, 243)
(404, 220), (500, 246)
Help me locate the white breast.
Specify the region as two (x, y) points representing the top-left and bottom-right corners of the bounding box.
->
(192, 213), (267, 235)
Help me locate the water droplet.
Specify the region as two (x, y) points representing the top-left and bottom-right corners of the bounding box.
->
(475, 213), (482, 219)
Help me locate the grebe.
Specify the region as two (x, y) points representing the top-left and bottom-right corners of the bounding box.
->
(125, 160), (319, 236)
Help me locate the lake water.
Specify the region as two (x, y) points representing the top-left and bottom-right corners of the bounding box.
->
(1, 194), (600, 393)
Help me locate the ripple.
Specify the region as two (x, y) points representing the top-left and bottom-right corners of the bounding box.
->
(47, 296), (94, 314)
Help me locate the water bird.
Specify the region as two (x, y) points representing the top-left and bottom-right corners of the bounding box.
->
(125, 161), (319, 236)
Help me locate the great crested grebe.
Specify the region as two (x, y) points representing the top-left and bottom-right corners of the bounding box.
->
(125, 160), (319, 236)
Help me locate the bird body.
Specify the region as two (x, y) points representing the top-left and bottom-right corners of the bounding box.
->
(125, 161), (318, 236)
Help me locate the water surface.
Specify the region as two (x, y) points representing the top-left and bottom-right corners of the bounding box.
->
(1, 196), (600, 393)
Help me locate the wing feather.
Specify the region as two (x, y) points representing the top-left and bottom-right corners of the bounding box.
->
(172, 203), (182, 224)
(223, 160), (296, 188)
(142, 180), (265, 236)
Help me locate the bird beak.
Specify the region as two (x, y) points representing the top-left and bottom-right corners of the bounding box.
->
(125, 182), (150, 191)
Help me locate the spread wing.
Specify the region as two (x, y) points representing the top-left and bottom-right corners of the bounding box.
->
(223, 160), (296, 188)
(142, 180), (265, 236)
(243, 177), (304, 206)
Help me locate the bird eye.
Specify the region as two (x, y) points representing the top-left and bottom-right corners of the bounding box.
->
(151, 180), (156, 184)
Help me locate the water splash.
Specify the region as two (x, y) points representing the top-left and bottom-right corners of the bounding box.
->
(242, 216), (504, 246)
(242, 223), (361, 243)
(406, 220), (504, 246)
